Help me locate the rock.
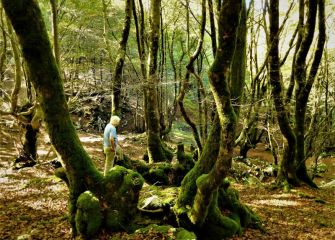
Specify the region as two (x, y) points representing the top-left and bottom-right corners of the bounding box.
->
(321, 179), (335, 188)
(141, 195), (163, 210)
(17, 234), (32, 240)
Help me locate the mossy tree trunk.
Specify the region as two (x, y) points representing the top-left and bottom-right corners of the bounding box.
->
(190, 0), (241, 225)
(2, 0), (144, 238)
(175, 1), (259, 239)
(111, 0), (132, 116)
(146, 0), (170, 163)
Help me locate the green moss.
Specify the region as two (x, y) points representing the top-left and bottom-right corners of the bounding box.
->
(75, 191), (102, 238)
(195, 174), (212, 196)
(175, 228), (197, 239)
(163, 145), (174, 161)
(103, 167), (144, 232)
(119, 171), (144, 194)
(105, 208), (123, 231)
(135, 224), (174, 237)
(200, 196), (241, 240)
(217, 185), (260, 228)
(177, 149), (195, 172)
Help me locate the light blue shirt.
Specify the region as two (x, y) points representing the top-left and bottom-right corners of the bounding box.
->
(103, 123), (118, 148)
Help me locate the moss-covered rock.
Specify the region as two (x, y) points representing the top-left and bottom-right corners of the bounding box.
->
(75, 191), (102, 238)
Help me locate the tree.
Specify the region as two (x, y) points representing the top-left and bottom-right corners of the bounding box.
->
(2, 0), (144, 238)
(293, 0), (325, 187)
(111, 0), (132, 116)
(268, 0), (326, 188)
(175, 1), (259, 239)
(145, 0), (172, 163)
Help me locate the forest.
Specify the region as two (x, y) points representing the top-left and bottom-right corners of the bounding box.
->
(0, 0), (334, 239)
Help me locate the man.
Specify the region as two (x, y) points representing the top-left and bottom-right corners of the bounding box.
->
(103, 115), (123, 175)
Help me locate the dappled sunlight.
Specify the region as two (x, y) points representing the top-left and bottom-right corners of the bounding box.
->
(18, 196), (67, 212)
(271, 193), (296, 199)
(36, 149), (50, 156)
(251, 199), (301, 207)
(79, 136), (102, 143)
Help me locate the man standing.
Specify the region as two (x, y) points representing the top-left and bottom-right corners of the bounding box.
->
(103, 115), (122, 175)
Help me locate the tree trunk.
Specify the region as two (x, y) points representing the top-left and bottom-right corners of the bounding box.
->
(111, 0), (132, 116)
(294, 0), (325, 188)
(269, 0), (299, 186)
(2, 1), (144, 237)
(145, 0), (171, 163)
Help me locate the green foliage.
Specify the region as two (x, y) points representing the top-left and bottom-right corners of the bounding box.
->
(105, 208), (123, 231)
(75, 191), (102, 238)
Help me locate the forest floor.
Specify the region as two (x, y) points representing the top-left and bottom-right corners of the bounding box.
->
(0, 120), (335, 240)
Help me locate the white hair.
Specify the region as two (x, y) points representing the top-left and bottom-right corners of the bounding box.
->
(110, 115), (121, 126)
